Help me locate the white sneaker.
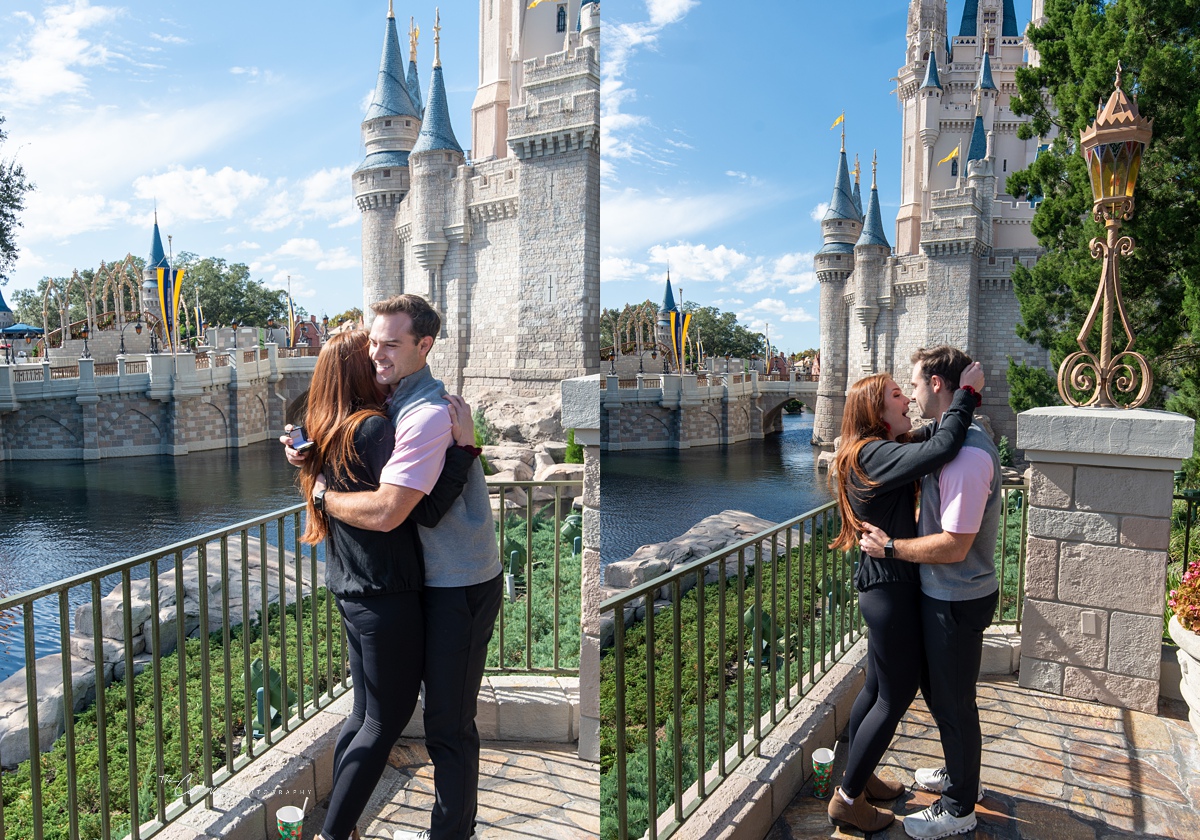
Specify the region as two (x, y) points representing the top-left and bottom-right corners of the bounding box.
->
(903, 801), (977, 839)
(913, 766), (984, 802)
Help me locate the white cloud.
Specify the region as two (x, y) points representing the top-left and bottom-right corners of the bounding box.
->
(132, 166), (268, 222)
(151, 33), (187, 45)
(298, 165), (357, 224)
(315, 248), (359, 271)
(0, 1), (123, 107)
(230, 66), (260, 76)
(270, 238), (360, 271)
(601, 256), (650, 284)
(743, 297), (815, 324)
(647, 242), (749, 284)
(602, 188), (766, 254)
(647, 0), (699, 27)
(233, 240), (260, 251)
(810, 202), (830, 222)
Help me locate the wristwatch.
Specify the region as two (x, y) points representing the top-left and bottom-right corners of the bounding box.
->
(884, 539), (895, 559)
(313, 486), (327, 512)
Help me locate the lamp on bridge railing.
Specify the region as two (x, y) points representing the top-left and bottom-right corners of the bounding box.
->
(321, 314), (329, 338)
(608, 353), (616, 375)
(118, 316), (143, 356)
(79, 324), (92, 360)
(1058, 62), (1154, 408)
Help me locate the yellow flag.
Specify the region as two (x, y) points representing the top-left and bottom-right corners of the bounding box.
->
(938, 146), (960, 166)
(830, 113), (844, 129)
(527, 0), (551, 7)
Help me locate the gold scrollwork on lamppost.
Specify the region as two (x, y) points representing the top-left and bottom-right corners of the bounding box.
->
(1058, 62), (1154, 409)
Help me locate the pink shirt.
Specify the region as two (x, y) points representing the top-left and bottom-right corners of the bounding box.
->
(378, 404), (452, 494)
(938, 446), (994, 534)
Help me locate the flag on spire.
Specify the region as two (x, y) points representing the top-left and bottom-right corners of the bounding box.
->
(830, 112), (845, 129)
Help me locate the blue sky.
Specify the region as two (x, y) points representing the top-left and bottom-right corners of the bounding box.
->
(1, 1), (478, 320)
(602, 0), (1030, 355)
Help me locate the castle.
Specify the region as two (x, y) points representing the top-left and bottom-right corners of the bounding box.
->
(353, 0), (601, 400)
(813, 0), (1049, 448)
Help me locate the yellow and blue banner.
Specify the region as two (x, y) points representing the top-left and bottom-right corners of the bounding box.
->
(156, 266), (185, 351)
(668, 310), (692, 371)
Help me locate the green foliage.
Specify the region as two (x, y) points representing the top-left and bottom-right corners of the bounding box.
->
(1, 590), (344, 840)
(472, 407), (498, 447)
(328, 307), (362, 328)
(488, 509), (582, 670)
(601, 300), (766, 359)
(0, 115), (32, 285)
(176, 253), (294, 328)
(565, 428), (583, 463)
(1006, 358), (1060, 414)
(997, 436), (1014, 468)
(1008, 0), (1200, 414)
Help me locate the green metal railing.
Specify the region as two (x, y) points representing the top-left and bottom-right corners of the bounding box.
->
(0, 478), (581, 840)
(599, 481), (1028, 840)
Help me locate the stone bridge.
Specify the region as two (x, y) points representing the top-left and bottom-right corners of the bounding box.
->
(600, 371), (819, 450)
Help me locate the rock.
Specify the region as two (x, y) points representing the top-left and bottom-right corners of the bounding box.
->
(0, 654), (111, 769)
(113, 652), (154, 683)
(472, 390), (563, 444)
(539, 441), (568, 461)
(534, 452), (556, 471)
(532, 463), (583, 501)
(604, 559), (670, 590)
(482, 445), (536, 466)
(816, 450), (836, 473)
(71, 633), (145, 663)
(488, 460), (534, 481)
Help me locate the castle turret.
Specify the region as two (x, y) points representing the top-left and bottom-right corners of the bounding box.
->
(408, 10), (465, 321)
(958, 0), (1019, 38)
(812, 136), (860, 445)
(142, 214), (169, 318)
(354, 1), (422, 318)
(977, 46), (998, 127)
(471, 0), (513, 161)
(851, 155), (864, 220)
(407, 17), (424, 118)
(0, 288), (14, 331)
(851, 154), (892, 375)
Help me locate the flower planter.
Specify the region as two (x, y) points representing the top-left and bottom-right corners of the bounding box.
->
(1167, 614), (1200, 737)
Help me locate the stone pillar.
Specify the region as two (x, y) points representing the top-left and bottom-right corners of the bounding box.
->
(562, 374), (600, 762)
(77, 357), (100, 460)
(1018, 406), (1195, 712)
(602, 374), (621, 451)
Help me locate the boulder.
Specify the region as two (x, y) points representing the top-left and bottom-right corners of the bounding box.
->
(0, 654), (112, 769)
(539, 441), (568, 462)
(534, 451), (556, 471)
(488, 461), (534, 482)
(473, 390), (563, 444)
(482, 445), (537, 466)
(532, 463), (583, 502)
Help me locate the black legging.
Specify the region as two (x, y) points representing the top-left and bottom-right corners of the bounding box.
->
(322, 591), (425, 840)
(841, 581), (924, 798)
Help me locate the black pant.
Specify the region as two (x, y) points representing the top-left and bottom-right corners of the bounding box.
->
(423, 574), (503, 840)
(841, 583), (924, 797)
(324, 591), (425, 840)
(919, 589), (998, 817)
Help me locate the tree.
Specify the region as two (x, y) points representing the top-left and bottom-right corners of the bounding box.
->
(328, 307), (362, 327)
(175, 253), (292, 328)
(0, 115), (33, 285)
(1007, 0), (1200, 470)
(682, 301), (765, 358)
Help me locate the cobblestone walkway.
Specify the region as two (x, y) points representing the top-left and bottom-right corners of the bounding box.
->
(303, 739), (599, 839)
(771, 676), (1200, 839)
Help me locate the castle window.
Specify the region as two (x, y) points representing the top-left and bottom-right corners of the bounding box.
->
(1003, 159), (1007, 171)
(951, 159), (958, 176)
(406, 120), (411, 127)
(385, 119), (392, 127)
(383, 170), (391, 178)
(557, 5), (567, 33)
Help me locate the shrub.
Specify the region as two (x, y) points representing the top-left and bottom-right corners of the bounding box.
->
(1169, 559), (1200, 633)
(565, 428), (583, 463)
(997, 435), (1014, 467)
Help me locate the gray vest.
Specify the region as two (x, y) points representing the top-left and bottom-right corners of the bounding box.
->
(389, 366), (501, 588)
(918, 422), (1002, 601)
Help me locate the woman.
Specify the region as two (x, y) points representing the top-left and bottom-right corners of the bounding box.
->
(295, 330), (479, 840)
(825, 364), (983, 832)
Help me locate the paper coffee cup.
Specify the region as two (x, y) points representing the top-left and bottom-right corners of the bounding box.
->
(276, 805), (305, 840)
(811, 746), (836, 798)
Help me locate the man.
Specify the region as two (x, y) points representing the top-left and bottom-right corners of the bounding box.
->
(860, 345), (1002, 840)
(285, 294), (502, 840)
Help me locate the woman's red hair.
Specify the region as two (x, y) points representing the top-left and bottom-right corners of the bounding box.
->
(829, 373), (895, 552)
(297, 330), (387, 544)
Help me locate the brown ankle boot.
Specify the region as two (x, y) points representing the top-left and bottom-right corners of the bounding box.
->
(865, 771), (906, 801)
(827, 787), (895, 832)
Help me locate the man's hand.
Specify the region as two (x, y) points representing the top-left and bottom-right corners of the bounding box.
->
(860, 523), (891, 558)
(958, 361), (985, 392)
(445, 395), (476, 447)
(279, 424), (309, 466)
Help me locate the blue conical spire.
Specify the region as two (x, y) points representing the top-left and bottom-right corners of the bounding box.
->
(411, 14), (462, 155)
(921, 50), (943, 90)
(661, 271), (677, 313)
(823, 146), (859, 222)
(851, 155), (864, 219)
(966, 114), (988, 162)
(857, 154), (890, 249)
(365, 6), (419, 121)
(407, 16), (424, 117)
(977, 51), (996, 91)
(148, 213), (169, 270)
(0, 288), (12, 314)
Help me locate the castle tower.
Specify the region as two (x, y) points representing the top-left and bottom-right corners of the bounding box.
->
(905, 0), (949, 66)
(851, 155), (864, 219)
(0, 289), (14, 331)
(977, 43), (999, 127)
(812, 135), (861, 445)
(656, 272), (678, 360)
(407, 17), (424, 118)
(850, 154), (892, 376)
(142, 215), (169, 319)
(1027, 0), (1046, 66)
(409, 11), (465, 317)
(354, 1), (422, 318)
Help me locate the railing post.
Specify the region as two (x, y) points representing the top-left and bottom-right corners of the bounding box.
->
(562, 374), (600, 761)
(0, 364), (17, 412)
(1017, 407), (1195, 711)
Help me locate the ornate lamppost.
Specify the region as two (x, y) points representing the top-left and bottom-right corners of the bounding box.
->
(119, 315), (143, 356)
(1057, 63), (1154, 408)
(79, 324), (92, 359)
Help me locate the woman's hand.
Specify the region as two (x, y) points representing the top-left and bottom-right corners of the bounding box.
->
(279, 424), (307, 466)
(958, 361), (985, 392)
(445, 395), (476, 447)
(859, 523), (892, 558)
